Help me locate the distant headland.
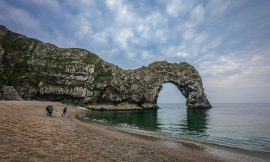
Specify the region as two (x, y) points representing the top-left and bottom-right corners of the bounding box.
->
(0, 25), (211, 109)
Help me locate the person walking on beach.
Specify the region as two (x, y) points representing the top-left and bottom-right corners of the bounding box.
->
(47, 105), (54, 117)
(62, 107), (67, 117)
(45, 105), (50, 116)
(50, 105), (54, 116)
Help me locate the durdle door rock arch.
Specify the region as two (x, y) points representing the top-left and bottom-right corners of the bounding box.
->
(0, 25), (211, 109)
(130, 62), (212, 109)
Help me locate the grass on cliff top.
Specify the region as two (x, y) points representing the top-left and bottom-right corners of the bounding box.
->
(84, 54), (98, 64)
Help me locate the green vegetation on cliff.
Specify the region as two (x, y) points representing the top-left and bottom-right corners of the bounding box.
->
(84, 53), (98, 64)
(0, 25), (211, 109)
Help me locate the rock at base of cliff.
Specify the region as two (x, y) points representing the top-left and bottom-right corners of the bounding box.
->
(0, 86), (22, 100)
(85, 102), (158, 111)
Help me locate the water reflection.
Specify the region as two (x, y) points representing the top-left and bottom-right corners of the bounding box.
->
(181, 109), (209, 137)
(85, 105), (209, 137)
(86, 110), (159, 131)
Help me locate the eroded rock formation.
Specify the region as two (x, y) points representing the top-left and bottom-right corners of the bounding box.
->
(0, 86), (22, 100)
(0, 25), (211, 109)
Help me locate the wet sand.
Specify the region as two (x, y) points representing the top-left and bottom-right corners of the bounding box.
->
(0, 101), (268, 162)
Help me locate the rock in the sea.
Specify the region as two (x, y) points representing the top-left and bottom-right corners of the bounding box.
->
(0, 25), (211, 109)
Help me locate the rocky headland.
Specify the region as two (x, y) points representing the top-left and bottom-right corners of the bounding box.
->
(0, 25), (211, 109)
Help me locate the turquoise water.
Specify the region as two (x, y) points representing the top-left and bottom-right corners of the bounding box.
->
(85, 103), (270, 152)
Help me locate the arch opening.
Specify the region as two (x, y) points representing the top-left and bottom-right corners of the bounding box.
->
(157, 83), (186, 104)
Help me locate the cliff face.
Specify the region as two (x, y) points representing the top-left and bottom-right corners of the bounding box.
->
(0, 25), (211, 109)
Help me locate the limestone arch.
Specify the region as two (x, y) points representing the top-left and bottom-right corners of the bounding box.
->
(138, 62), (212, 109)
(148, 77), (211, 109)
(155, 81), (188, 104)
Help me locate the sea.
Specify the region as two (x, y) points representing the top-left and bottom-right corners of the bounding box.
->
(84, 103), (270, 153)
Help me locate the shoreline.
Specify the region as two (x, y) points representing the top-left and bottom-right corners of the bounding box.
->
(84, 102), (159, 110)
(1, 100), (269, 162)
(76, 111), (270, 161)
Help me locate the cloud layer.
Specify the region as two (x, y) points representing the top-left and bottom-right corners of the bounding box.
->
(1, 0), (270, 103)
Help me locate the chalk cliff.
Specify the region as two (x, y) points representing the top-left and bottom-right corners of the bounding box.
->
(0, 25), (211, 109)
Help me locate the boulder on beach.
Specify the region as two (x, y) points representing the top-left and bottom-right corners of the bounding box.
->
(0, 86), (22, 100)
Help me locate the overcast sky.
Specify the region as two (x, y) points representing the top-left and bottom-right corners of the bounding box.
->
(1, 0), (270, 103)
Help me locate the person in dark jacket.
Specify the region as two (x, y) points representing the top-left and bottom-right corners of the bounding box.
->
(48, 105), (54, 117)
(45, 105), (54, 117)
(45, 105), (50, 116)
(62, 107), (67, 117)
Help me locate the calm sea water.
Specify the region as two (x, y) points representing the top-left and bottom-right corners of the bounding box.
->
(85, 103), (270, 152)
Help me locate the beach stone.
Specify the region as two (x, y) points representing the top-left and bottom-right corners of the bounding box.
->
(0, 25), (211, 109)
